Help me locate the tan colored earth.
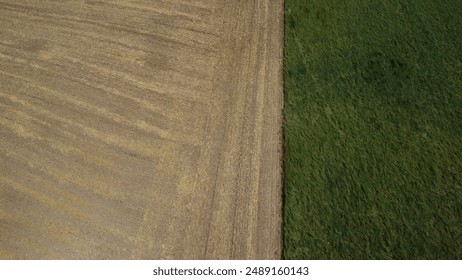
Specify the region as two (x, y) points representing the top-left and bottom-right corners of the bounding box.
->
(0, 0), (283, 259)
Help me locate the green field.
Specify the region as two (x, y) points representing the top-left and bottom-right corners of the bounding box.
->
(283, 0), (462, 259)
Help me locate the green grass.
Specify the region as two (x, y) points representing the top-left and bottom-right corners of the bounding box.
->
(283, 0), (462, 259)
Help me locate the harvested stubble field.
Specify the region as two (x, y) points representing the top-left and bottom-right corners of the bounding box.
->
(284, 0), (462, 259)
(0, 0), (283, 259)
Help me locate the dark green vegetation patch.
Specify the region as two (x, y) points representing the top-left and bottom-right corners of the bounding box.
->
(283, 0), (462, 259)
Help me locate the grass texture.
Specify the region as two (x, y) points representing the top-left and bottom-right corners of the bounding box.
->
(283, 0), (462, 259)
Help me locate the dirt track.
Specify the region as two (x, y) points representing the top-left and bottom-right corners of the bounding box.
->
(0, 0), (283, 259)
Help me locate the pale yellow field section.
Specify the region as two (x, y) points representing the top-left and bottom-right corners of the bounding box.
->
(0, 0), (283, 259)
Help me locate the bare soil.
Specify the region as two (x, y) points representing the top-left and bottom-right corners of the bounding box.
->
(0, 0), (283, 259)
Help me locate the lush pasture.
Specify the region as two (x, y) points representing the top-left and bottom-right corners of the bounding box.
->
(283, 0), (462, 259)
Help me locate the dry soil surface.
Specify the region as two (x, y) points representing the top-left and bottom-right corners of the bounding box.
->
(0, 0), (283, 259)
